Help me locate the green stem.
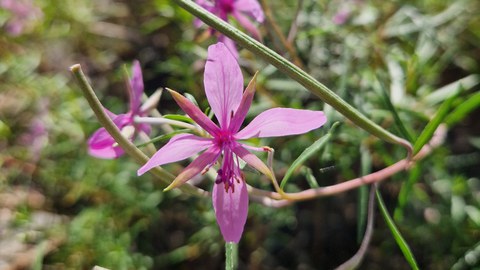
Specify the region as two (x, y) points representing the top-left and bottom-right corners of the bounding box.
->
(172, 0), (412, 155)
(70, 64), (208, 197)
(225, 242), (237, 270)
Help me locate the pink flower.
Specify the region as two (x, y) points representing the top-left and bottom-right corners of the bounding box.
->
(88, 61), (157, 159)
(138, 42), (326, 243)
(195, 0), (265, 58)
(0, 0), (42, 36)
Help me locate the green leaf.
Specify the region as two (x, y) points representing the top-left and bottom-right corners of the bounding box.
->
(413, 94), (456, 155)
(445, 91), (480, 127)
(303, 167), (319, 189)
(423, 74), (479, 105)
(184, 92), (199, 106)
(376, 190), (420, 270)
(162, 114), (195, 123)
(377, 78), (414, 142)
(135, 129), (190, 148)
(280, 122), (339, 190)
(394, 165), (421, 221)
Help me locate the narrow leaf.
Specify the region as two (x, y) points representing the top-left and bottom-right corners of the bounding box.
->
(424, 74), (479, 105)
(376, 190), (420, 270)
(336, 185), (376, 270)
(280, 122), (339, 189)
(413, 94), (456, 155)
(395, 165), (421, 221)
(445, 91), (480, 127)
(135, 129), (190, 148)
(377, 79), (414, 142)
(163, 114), (195, 123)
(303, 167), (320, 188)
(357, 144), (371, 243)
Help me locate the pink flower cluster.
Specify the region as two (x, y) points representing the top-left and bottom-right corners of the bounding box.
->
(0, 0), (42, 36)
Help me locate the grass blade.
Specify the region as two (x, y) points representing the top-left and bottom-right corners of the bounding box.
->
(413, 94), (455, 155)
(377, 79), (414, 142)
(135, 129), (190, 148)
(446, 91), (480, 127)
(376, 189), (420, 270)
(336, 185), (376, 270)
(357, 144), (371, 243)
(280, 122), (339, 189)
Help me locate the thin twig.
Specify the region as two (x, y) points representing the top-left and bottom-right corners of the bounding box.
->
(260, 0), (304, 68)
(335, 184), (376, 270)
(70, 64), (208, 198)
(251, 124), (446, 206)
(287, 0), (304, 43)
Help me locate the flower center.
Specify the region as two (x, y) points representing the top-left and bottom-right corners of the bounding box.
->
(215, 147), (244, 193)
(217, 0), (234, 15)
(214, 130), (234, 148)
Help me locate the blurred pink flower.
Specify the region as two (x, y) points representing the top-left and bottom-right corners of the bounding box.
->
(138, 42), (327, 243)
(88, 61), (158, 159)
(0, 0), (42, 36)
(333, 8), (351, 25)
(195, 0), (265, 58)
(18, 99), (49, 162)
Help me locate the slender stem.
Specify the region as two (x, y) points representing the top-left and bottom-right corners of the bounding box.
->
(172, 0), (413, 155)
(251, 124), (446, 204)
(287, 0), (304, 43)
(70, 64), (208, 197)
(225, 242), (237, 270)
(335, 185), (376, 270)
(260, 0), (304, 68)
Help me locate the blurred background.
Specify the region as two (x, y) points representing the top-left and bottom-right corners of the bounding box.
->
(1, 0), (479, 269)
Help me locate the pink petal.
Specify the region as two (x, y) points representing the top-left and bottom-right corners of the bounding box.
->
(233, 0), (265, 23)
(137, 133), (214, 176)
(104, 107), (118, 119)
(232, 144), (272, 178)
(194, 0), (214, 27)
(229, 72), (257, 133)
(164, 145), (222, 190)
(204, 42), (243, 129)
(129, 60), (144, 113)
(87, 128), (124, 159)
(232, 11), (262, 40)
(218, 35), (239, 60)
(168, 89), (220, 136)
(212, 179), (249, 243)
(87, 114), (132, 159)
(235, 108), (327, 139)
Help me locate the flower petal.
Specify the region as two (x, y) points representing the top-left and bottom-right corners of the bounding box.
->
(235, 108), (327, 139)
(218, 35), (239, 60)
(194, 0), (215, 27)
(168, 89), (220, 136)
(87, 114), (132, 159)
(137, 134), (214, 176)
(229, 72), (258, 133)
(129, 60), (144, 113)
(204, 42), (244, 129)
(233, 0), (265, 23)
(232, 144), (272, 178)
(164, 145), (221, 190)
(87, 128), (124, 159)
(212, 179), (249, 243)
(232, 11), (262, 40)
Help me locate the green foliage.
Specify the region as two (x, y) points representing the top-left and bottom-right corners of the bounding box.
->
(1, 0), (479, 269)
